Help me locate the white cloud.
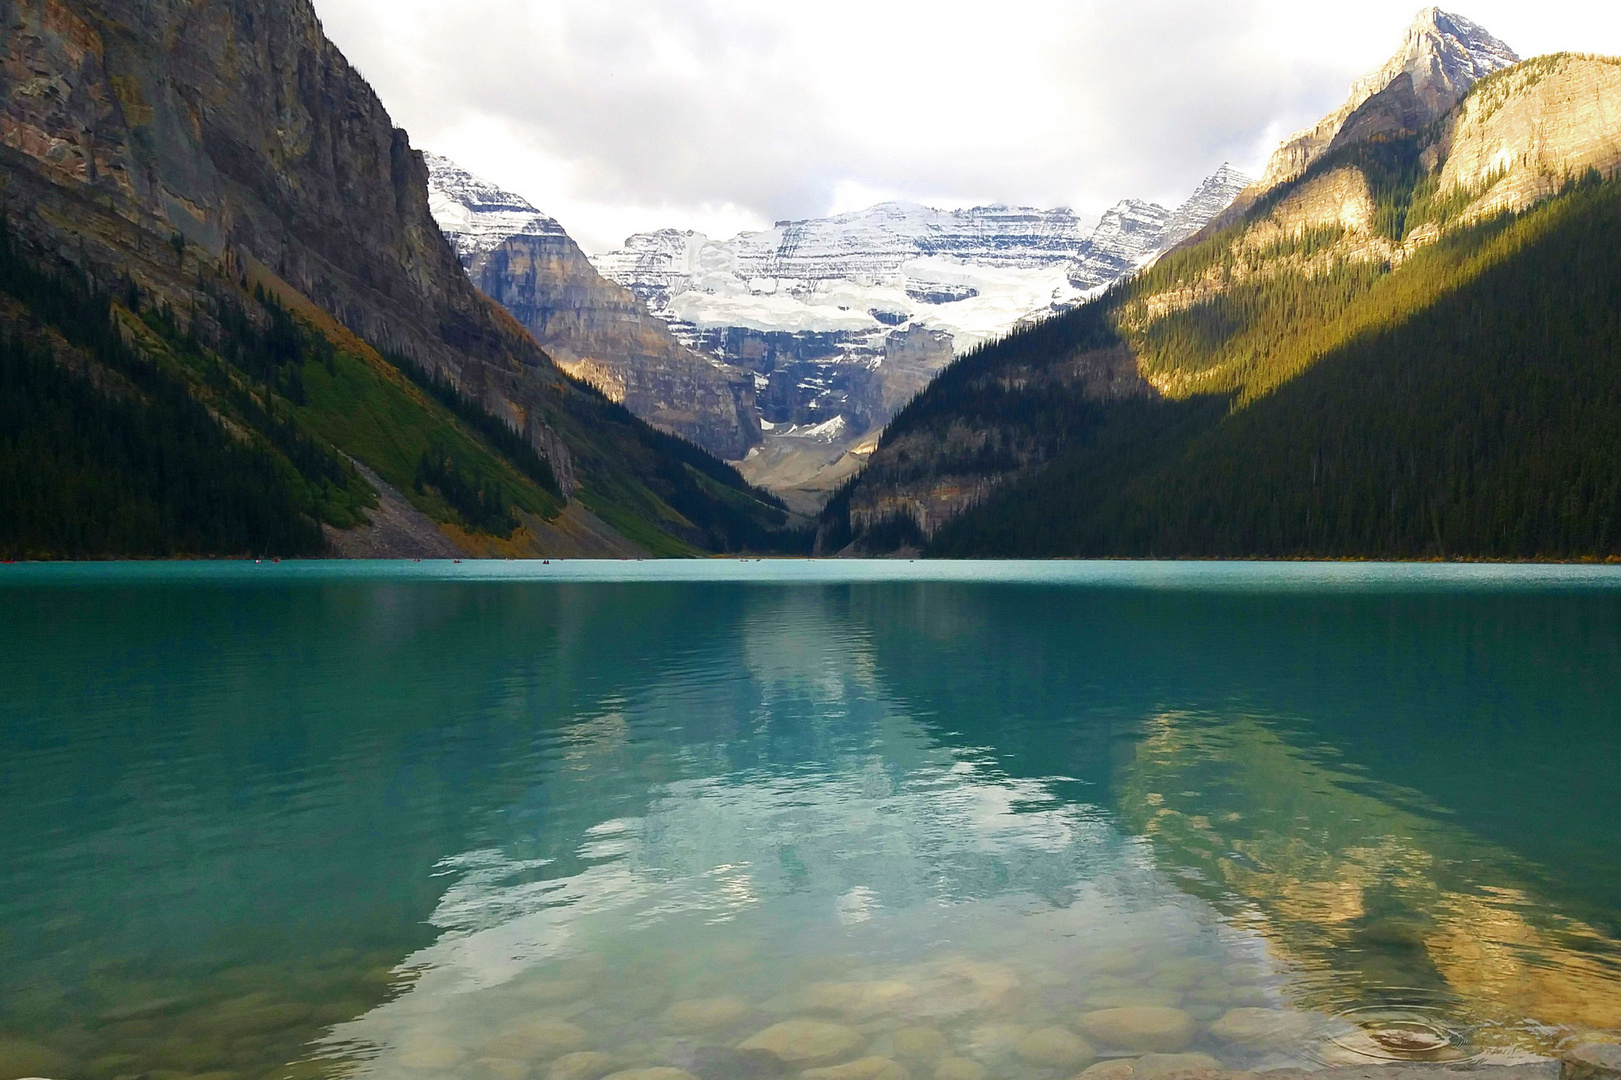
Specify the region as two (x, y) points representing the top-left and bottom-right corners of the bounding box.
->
(312, 0), (1621, 254)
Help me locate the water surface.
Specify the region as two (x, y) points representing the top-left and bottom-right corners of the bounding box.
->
(3, 561), (1620, 1080)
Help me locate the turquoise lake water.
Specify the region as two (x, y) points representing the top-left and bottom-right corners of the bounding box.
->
(3, 561), (1621, 1080)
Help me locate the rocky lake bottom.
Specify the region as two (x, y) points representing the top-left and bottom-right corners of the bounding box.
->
(2, 562), (1619, 1080)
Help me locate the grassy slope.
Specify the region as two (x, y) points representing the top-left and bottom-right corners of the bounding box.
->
(931, 177), (1621, 558)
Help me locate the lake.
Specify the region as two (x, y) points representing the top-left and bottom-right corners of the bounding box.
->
(3, 561), (1620, 1080)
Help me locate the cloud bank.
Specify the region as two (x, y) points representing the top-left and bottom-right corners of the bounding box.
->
(312, 0), (1621, 253)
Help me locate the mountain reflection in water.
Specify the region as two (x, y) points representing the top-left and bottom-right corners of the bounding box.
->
(1, 565), (1618, 1080)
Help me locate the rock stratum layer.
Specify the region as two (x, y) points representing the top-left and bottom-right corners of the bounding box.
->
(427, 155), (762, 461)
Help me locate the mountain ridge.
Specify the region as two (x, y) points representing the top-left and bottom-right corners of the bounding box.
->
(0, 0), (798, 558)
(820, 11), (1621, 559)
(426, 154), (763, 461)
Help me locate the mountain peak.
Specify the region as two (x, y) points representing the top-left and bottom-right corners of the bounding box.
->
(1256, 9), (1518, 190)
(423, 153), (565, 267)
(1348, 8), (1520, 114)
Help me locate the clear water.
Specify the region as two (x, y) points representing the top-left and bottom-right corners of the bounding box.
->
(4, 561), (1621, 1080)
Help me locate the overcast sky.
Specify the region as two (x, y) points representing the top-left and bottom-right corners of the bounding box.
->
(312, 0), (1621, 254)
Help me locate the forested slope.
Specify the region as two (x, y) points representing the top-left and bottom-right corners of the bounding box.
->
(823, 51), (1621, 560)
(931, 177), (1621, 558)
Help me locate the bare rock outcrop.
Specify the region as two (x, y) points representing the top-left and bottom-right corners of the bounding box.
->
(1433, 54), (1621, 218)
(426, 154), (762, 461)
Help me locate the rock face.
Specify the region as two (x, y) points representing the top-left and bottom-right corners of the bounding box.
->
(426, 155), (761, 460)
(1432, 54), (1621, 218)
(0, 0), (567, 458)
(1256, 7), (1519, 191)
(1069, 200), (1174, 289)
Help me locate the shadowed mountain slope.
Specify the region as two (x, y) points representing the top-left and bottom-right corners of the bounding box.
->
(821, 21), (1621, 560)
(0, 0), (796, 557)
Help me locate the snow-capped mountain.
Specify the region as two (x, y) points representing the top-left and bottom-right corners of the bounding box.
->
(424, 153), (568, 266)
(1256, 8), (1519, 190)
(1157, 163), (1256, 253)
(587, 167), (1249, 493)
(424, 155), (762, 461)
(593, 166), (1249, 355)
(1067, 200), (1174, 290)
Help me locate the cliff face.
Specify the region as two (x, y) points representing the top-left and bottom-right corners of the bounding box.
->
(425, 155), (761, 461)
(1432, 54), (1621, 218)
(0, 0), (795, 555)
(1, 0), (575, 466)
(1255, 8), (1519, 191)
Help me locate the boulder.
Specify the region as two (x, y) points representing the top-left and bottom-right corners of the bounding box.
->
(601, 1070), (700, 1080)
(891, 1029), (950, 1064)
(1086, 989), (1184, 1010)
(1206, 1008), (1314, 1049)
(1075, 1052), (1226, 1080)
(933, 1059), (988, 1080)
(1075, 1008), (1196, 1053)
(1565, 1043), (1621, 1080)
(1016, 1028), (1096, 1069)
(801, 1057), (910, 1080)
(738, 1021), (865, 1067)
(489, 1020), (591, 1061)
(550, 1052), (620, 1080)
(802, 982), (917, 1019)
(664, 997), (751, 1032)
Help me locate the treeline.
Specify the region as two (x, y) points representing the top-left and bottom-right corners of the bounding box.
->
(930, 178), (1621, 558)
(415, 441), (517, 536)
(388, 351), (560, 498)
(0, 229), (328, 559)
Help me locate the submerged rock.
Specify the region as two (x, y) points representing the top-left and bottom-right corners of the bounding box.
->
(1016, 1027), (1096, 1069)
(664, 997), (752, 1032)
(738, 1020), (865, 1066)
(803, 981), (918, 1019)
(489, 1020), (591, 1061)
(1075, 1008), (1197, 1053)
(602, 1070), (700, 1080)
(1206, 1008), (1314, 1049)
(397, 1036), (468, 1070)
(890, 1028), (950, 1064)
(1565, 1043), (1621, 1080)
(1086, 989), (1185, 1011)
(549, 1052), (621, 1080)
(1076, 1052), (1225, 1080)
(677, 1047), (784, 1080)
(480, 1057), (539, 1080)
(801, 1056), (911, 1080)
(932, 1059), (988, 1080)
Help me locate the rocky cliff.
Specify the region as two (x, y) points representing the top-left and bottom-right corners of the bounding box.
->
(426, 155), (761, 461)
(1255, 7), (1518, 191)
(0, 0), (792, 555)
(1, 0), (556, 430)
(1430, 53), (1621, 219)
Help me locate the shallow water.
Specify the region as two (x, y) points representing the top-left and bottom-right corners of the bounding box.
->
(3, 561), (1621, 1080)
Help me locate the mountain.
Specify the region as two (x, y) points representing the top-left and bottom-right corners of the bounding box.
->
(1067, 200), (1173, 290)
(0, 0), (797, 559)
(1252, 8), (1519, 192)
(822, 15), (1621, 560)
(425, 155), (762, 461)
(592, 170), (1247, 502)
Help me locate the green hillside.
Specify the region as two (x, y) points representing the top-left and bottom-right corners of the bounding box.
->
(823, 165), (1621, 560)
(0, 225), (799, 560)
(927, 176), (1621, 558)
